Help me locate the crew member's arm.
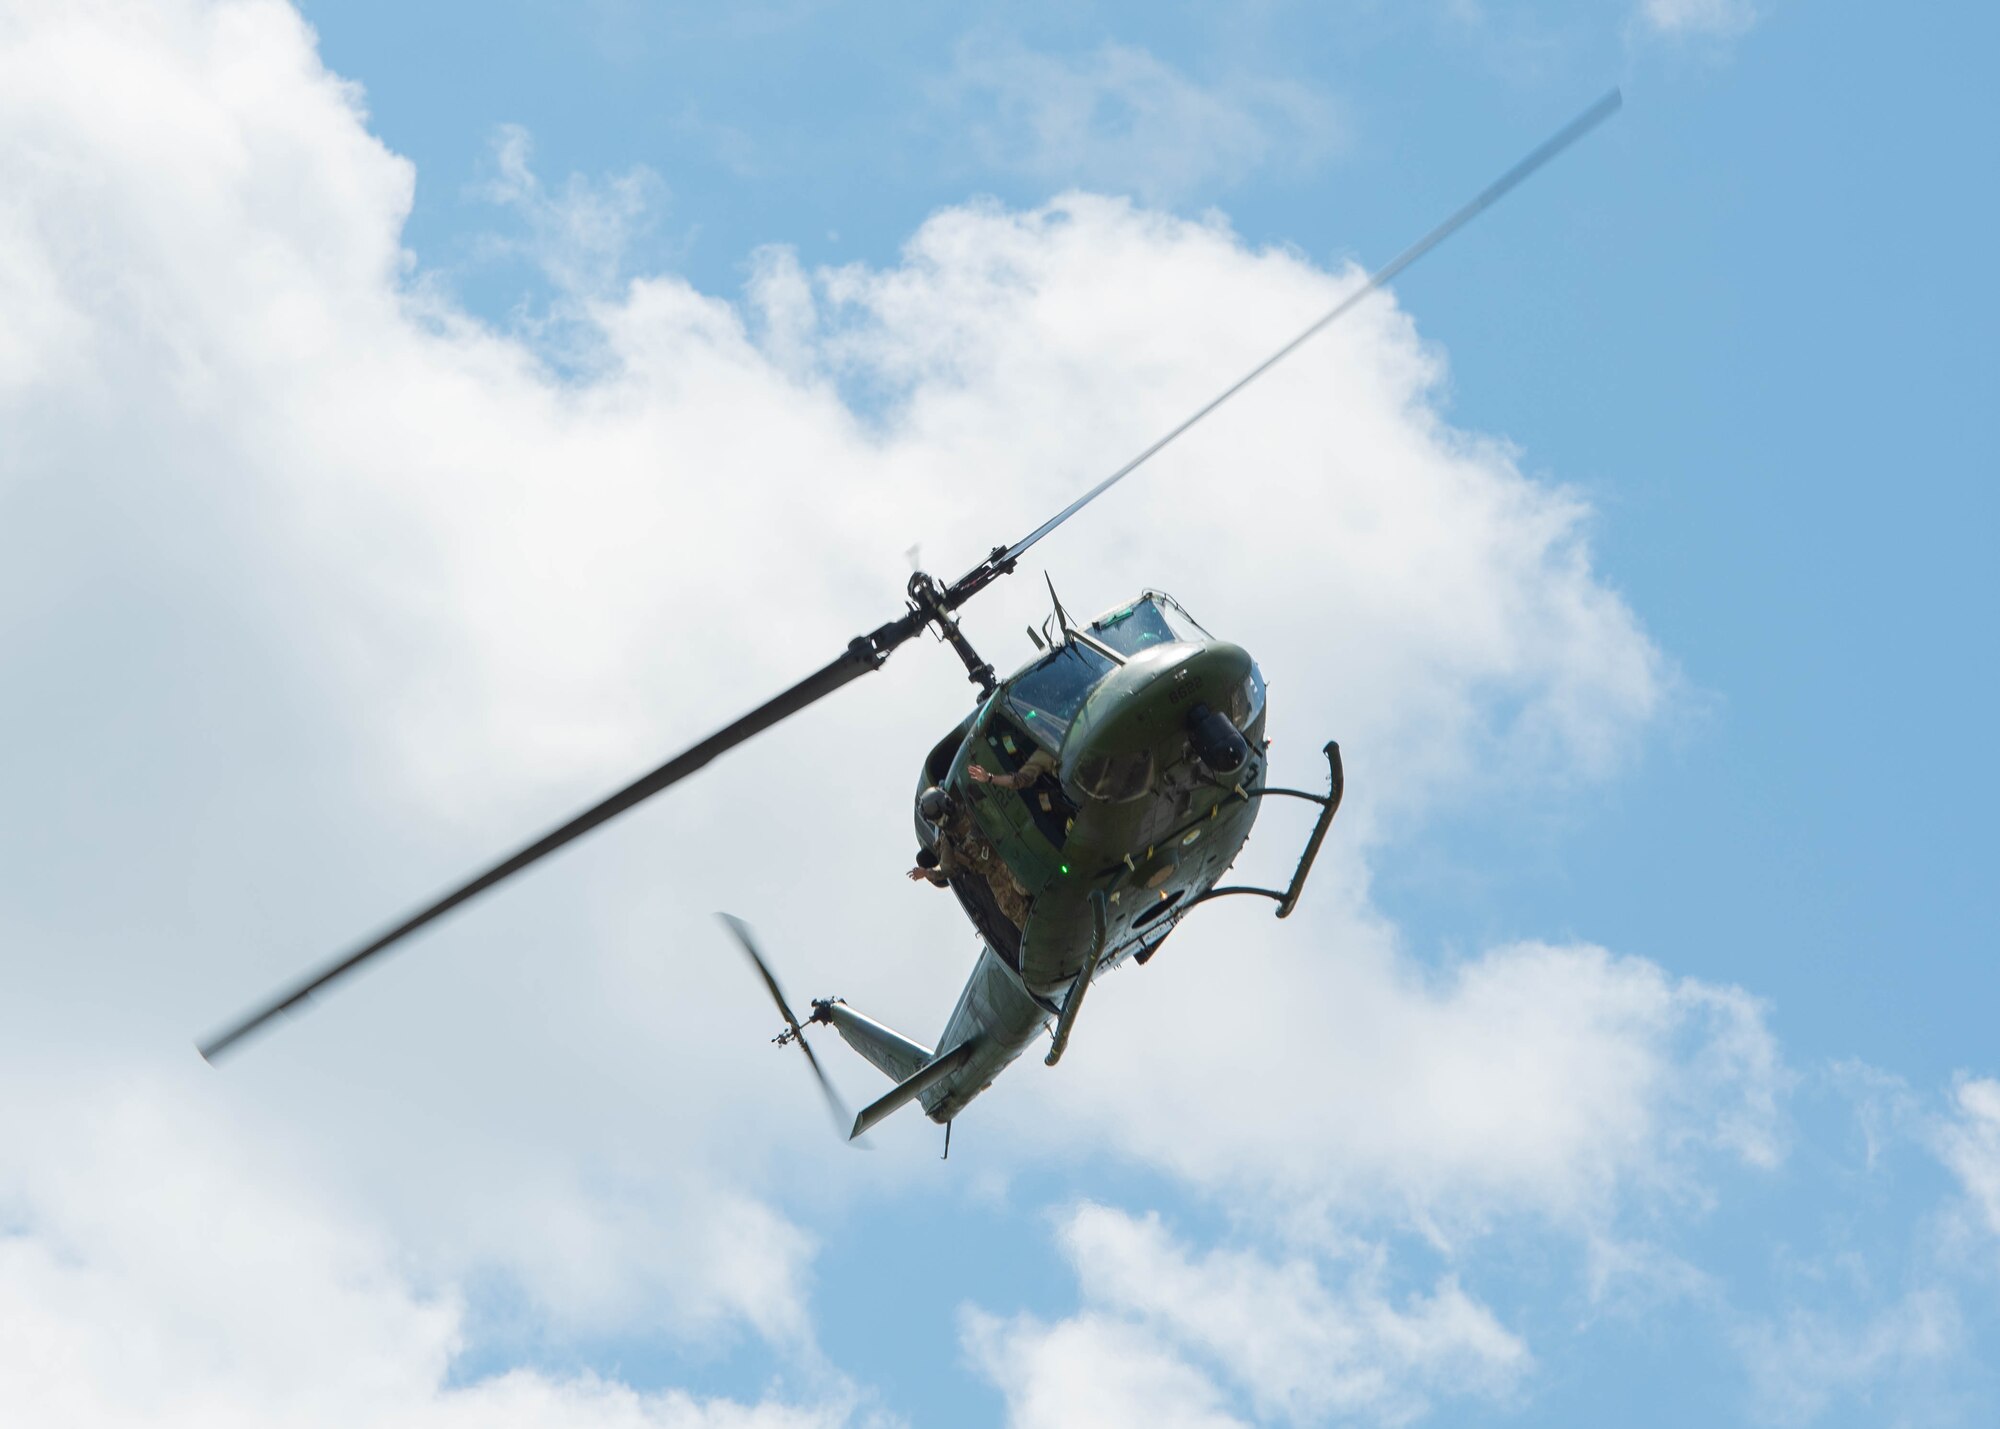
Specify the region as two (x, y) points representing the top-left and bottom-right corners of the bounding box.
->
(969, 750), (1056, 790)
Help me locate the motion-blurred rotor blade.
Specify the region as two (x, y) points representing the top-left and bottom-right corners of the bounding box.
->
(720, 913), (808, 1038)
(199, 613), (927, 1064)
(718, 913), (853, 1138)
(946, 88), (1623, 597)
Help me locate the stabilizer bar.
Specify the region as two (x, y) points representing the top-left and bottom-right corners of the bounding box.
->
(849, 1041), (978, 1141)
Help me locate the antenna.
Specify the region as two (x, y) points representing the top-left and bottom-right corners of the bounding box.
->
(1045, 572), (1075, 640)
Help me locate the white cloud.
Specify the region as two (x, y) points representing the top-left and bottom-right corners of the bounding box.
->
(940, 37), (1340, 206)
(998, 932), (1782, 1238)
(1695, 1067), (2000, 1424)
(1735, 1288), (1960, 1425)
(964, 1309), (1250, 1429)
(1848, 1067), (2000, 1261)
(0, 0), (1782, 1419)
(474, 122), (666, 301)
(1580, 1232), (1718, 1319)
(0, 1076), (870, 1429)
(1935, 1077), (2000, 1243)
(0, 0), (834, 1352)
(1052, 1205), (1527, 1423)
(1641, 0), (1763, 39)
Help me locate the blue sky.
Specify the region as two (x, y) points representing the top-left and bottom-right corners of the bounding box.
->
(3, 1), (1998, 1426)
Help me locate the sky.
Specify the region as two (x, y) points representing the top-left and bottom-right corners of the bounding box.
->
(2, 0), (1997, 1425)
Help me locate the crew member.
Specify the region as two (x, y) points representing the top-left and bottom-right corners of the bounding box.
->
(907, 785), (1033, 928)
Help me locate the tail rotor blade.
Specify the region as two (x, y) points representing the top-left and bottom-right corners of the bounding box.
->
(791, 1033), (848, 1131)
(720, 913), (805, 1034)
(717, 913), (853, 1138)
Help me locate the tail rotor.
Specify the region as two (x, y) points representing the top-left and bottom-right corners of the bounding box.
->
(718, 913), (856, 1142)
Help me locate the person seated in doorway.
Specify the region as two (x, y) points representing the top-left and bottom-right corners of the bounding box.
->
(907, 785), (1033, 928)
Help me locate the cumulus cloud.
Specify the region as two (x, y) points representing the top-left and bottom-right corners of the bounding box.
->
(0, 0), (1778, 1419)
(0, 1076), (870, 1428)
(999, 933), (1782, 1237)
(0, 0), (840, 1354)
(965, 1310), (1249, 1429)
(969, 1205), (1529, 1425)
(939, 37), (1340, 206)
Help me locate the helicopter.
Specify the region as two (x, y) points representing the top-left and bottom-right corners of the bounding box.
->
(198, 90), (1623, 1151)
(719, 582), (1345, 1153)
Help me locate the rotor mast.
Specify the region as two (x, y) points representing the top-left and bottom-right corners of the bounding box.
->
(909, 566), (1005, 697)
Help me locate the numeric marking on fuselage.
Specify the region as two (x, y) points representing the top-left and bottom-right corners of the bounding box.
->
(1167, 666), (1205, 705)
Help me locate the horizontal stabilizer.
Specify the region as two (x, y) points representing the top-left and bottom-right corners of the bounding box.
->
(850, 1041), (977, 1140)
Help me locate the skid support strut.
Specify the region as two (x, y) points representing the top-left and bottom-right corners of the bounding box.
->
(1044, 889), (1109, 1067)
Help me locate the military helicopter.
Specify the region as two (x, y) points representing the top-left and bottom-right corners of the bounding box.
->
(199, 91), (1622, 1150)
(717, 582), (1342, 1154)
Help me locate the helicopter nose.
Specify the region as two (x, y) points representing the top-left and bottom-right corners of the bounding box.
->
(1061, 640), (1254, 799)
(1150, 640), (1252, 727)
(1151, 641), (1254, 772)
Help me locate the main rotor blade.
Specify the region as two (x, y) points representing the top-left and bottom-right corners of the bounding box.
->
(199, 636), (908, 1063)
(986, 88), (1623, 573)
(718, 913), (852, 1136)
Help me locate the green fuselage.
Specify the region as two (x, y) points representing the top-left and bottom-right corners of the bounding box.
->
(911, 592), (1269, 1122)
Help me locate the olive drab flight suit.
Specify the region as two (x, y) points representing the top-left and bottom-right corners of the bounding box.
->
(935, 807), (1033, 930)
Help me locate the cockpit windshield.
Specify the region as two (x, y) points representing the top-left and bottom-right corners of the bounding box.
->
(1089, 591), (1209, 657)
(1006, 642), (1113, 745)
